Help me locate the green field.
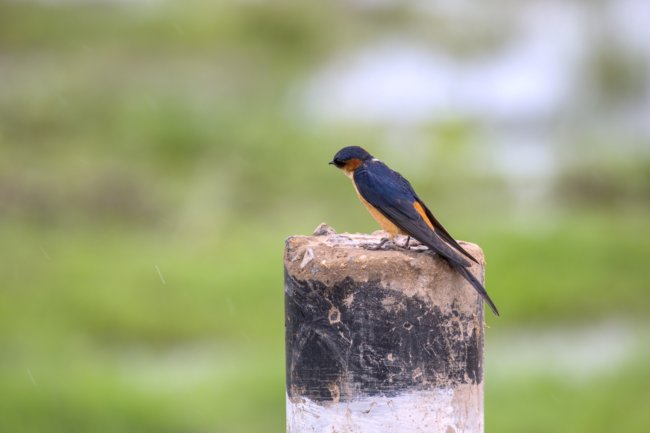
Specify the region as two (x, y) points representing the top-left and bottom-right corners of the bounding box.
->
(1, 2), (650, 432)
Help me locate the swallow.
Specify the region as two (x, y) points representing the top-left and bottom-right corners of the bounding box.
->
(330, 146), (499, 316)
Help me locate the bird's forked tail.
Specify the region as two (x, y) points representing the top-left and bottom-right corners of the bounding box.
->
(452, 264), (500, 316)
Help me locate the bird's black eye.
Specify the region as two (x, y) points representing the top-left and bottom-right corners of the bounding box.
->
(332, 158), (346, 168)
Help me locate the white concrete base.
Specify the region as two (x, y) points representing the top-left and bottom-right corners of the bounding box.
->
(287, 385), (483, 433)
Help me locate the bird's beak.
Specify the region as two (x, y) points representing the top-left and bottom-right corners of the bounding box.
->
(328, 161), (335, 165)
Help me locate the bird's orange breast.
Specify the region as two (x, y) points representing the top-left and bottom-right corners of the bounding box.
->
(352, 183), (404, 236)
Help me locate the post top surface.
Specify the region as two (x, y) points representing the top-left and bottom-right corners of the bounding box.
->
(284, 224), (485, 312)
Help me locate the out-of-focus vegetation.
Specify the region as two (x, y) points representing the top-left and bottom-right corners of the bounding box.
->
(1, 1), (649, 432)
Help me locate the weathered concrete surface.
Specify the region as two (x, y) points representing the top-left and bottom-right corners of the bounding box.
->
(284, 224), (485, 433)
(286, 386), (483, 433)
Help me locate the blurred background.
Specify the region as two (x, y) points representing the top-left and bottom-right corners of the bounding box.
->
(1, 0), (649, 432)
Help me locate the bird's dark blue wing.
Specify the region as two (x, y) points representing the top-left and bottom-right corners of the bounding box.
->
(413, 195), (479, 264)
(353, 161), (500, 316)
(353, 162), (470, 268)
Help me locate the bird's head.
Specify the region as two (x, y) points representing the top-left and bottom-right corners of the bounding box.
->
(329, 146), (373, 177)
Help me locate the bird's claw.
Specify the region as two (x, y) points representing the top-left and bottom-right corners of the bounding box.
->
(366, 237), (396, 250)
(366, 236), (419, 251)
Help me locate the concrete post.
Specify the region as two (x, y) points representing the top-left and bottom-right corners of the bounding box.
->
(284, 225), (485, 433)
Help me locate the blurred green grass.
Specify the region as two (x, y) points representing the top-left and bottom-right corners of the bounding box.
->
(1, 1), (650, 432)
(488, 355), (650, 433)
(2, 211), (649, 432)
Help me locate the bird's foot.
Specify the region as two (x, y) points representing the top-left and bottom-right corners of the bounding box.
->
(394, 235), (421, 250)
(367, 237), (397, 250)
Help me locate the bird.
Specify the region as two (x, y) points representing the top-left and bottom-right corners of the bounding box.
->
(329, 145), (499, 316)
